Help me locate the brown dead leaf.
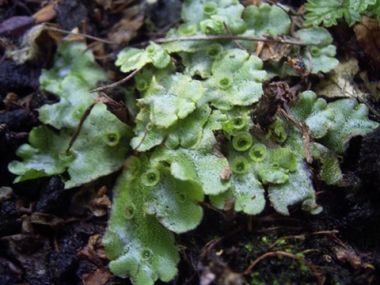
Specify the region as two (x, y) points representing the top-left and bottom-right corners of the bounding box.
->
(359, 71), (380, 101)
(29, 212), (65, 227)
(3, 92), (19, 110)
(70, 183), (112, 217)
(6, 24), (57, 64)
(253, 81), (294, 128)
(354, 16), (380, 67)
(69, 185), (110, 216)
(96, 95), (130, 124)
(87, 186), (112, 217)
(82, 268), (112, 285)
(317, 58), (364, 99)
(334, 246), (362, 269)
(87, 41), (107, 61)
(78, 234), (99, 260)
(78, 234), (107, 265)
(107, 5), (144, 45)
(90, 195), (112, 217)
(32, 3), (57, 24)
(258, 42), (292, 62)
(108, 16), (143, 44)
(21, 212), (66, 233)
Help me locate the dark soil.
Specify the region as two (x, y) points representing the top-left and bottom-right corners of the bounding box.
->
(1, 1), (380, 285)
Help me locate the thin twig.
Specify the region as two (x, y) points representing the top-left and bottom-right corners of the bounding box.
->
(44, 25), (114, 44)
(244, 250), (302, 274)
(311, 230), (339, 236)
(91, 67), (142, 93)
(153, 35), (307, 46)
(279, 108), (313, 163)
(133, 127), (148, 151)
(268, 230), (339, 250)
(301, 249), (320, 255)
(266, 0), (300, 16)
(66, 103), (96, 153)
(243, 250), (323, 284)
(223, 22), (246, 50)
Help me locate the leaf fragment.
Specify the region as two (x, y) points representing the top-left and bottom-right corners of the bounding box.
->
(116, 43), (171, 73)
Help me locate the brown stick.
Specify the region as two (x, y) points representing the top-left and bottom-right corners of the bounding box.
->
(66, 103), (96, 153)
(278, 108), (313, 163)
(244, 250), (302, 274)
(223, 22), (246, 50)
(243, 250), (323, 284)
(153, 34), (307, 46)
(44, 25), (114, 44)
(91, 67), (142, 93)
(132, 126), (148, 151)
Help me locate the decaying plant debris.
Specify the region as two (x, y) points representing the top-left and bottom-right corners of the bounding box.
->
(1, 1), (380, 285)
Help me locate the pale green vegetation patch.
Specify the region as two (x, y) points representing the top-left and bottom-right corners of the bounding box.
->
(9, 43), (131, 188)
(8, 1), (379, 285)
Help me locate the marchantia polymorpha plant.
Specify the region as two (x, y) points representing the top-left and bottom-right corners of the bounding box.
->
(8, 1), (379, 284)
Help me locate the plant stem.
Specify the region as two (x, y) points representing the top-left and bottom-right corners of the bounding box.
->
(91, 67), (142, 93)
(44, 25), (114, 44)
(66, 103), (96, 154)
(154, 35), (307, 46)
